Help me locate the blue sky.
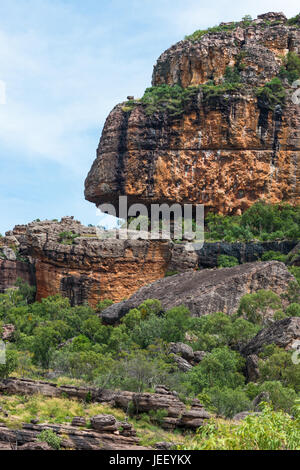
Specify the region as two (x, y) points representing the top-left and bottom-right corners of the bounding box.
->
(0, 0), (298, 234)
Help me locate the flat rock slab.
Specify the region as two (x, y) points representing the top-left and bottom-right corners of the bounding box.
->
(101, 261), (295, 324)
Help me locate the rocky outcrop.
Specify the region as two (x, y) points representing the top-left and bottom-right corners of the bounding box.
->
(0, 421), (145, 451)
(242, 317), (300, 356)
(101, 261), (295, 324)
(287, 242), (300, 266)
(0, 260), (35, 294)
(2, 217), (172, 306)
(168, 342), (207, 371)
(85, 13), (300, 216)
(245, 354), (260, 382)
(0, 378), (210, 431)
(1, 217), (296, 307)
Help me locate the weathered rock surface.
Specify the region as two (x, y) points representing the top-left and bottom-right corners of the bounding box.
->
(85, 13), (300, 216)
(0, 378), (210, 431)
(101, 261), (295, 324)
(2, 218), (296, 307)
(287, 242), (300, 266)
(1, 217), (172, 306)
(246, 354), (260, 382)
(169, 342), (194, 361)
(0, 260), (35, 294)
(0, 324), (15, 341)
(0, 422), (145, 451)
(242, 317), (300, 356)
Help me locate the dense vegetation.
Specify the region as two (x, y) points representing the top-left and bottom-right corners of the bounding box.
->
(178, 403), (300, 450)
(0, 273), (299, 422)
(205, 202), (300, 242)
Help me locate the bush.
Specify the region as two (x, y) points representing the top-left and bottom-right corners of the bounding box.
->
(256, 381), (298, 414)
(256, 77), (286, 111)
(218, 255), (239, 268)
(285, 303), (300, 317)
(288, 267), (300, 286)
(139, 84), (199, 116)
(95, 299), (114, 313)
(258, 347), (300, 393)
(287, 13), (300, 25)
(186, 347), (245, 392)
(205, 202), (300, 242)
(238, 290), (282, 325)
(278, 52), (300, 84)
(261, 251), (287, 262)
(0, 349), (18, 379)
(37, 429), (62, 450)
(178, 404), (300, 450)
(206, 386), (251, 418)
(58, 231), (80, 245)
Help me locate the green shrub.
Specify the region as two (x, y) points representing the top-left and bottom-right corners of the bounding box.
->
(95, 299), (114, 313)
(285, 303), (300, 317)
(278, 52), (300, 84)
(58, 231), (80, 245)
(178, 404), (300, 450)
(224, 66), (241, 84)
(37, 429), (62, 450)
(140, 84), (199, 116)
(218, 255), (239, 268)
(288, 267), (300, 285)
(186, 347), (245, 392)
(0, 349), (18, 379)
(258, 347), (300, 393)
(287, 13), (300, 26)
(205, 386), (251, 418)
(256, 77), (286, 110)
(261, 251), (287, 262)
(256, 381), (298, 413)
(206, 202), (300, 242)
(238, 290), (282, 325)
(149, 409), (168, 425)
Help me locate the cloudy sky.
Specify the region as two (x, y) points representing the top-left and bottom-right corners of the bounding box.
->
(0, 0), (298, 234)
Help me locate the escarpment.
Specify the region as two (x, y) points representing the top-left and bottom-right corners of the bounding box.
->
(85, 12), (300, 215)
(1, 217), (172, 306)
(0, 217), (297, 307)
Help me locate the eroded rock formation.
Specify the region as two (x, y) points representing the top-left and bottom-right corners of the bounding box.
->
(2, 217), (171, 306)
(0, 378), (210, 432)
(241, 316), (300, 356)
(85, 12), (300, 215)
(1, 217), (296, 306)
(100, 261), (296, 324)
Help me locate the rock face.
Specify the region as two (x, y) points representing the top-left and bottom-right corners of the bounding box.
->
(0, 378), (210, 432)
(1, 218), (296, 307)
(85, 13), (300, 215)
(242, 317), (300, 356)
(101, 261), (295, 324)
(0, 260), (35, 293)
(0, 421), (145, 451)
(1, 217), (171, 306)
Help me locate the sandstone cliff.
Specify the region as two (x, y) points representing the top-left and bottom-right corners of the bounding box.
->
(85, 12), (300, 215)
(0, 217), (297, 306)
(2, 217), (171, 306)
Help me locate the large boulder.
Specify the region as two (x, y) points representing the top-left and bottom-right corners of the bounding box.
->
(169, 342), (194, 361)
(101, 261), (295, 324)
(242, 317), (300, 356)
